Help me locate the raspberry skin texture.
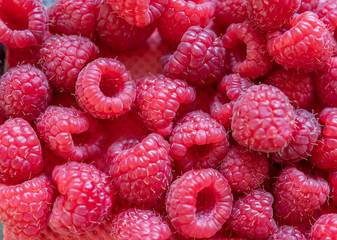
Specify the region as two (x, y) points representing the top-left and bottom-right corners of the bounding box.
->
(157, 0), (215, 45)
(214, 0), (247, 29)
(210, 93), (233, 129)
(310, 214), (337, 240)
(0, 0), (47, 48)
(166, 168), (233, 238)
(162, 26), (226, 86)
(329, 171), (337, 205)
(231, 84), (296, 153)
(298, 0), (319, 13)
(266, 12), (335, 72)
(267, 225), (306, 240)
(218, 73), (252, 102)
(112, 208), (171, 240)
(222, 21), (273, 79)
(169, 111), (229, 172)
(316, 0), (337, 33)
(0, 175), (54, 240)
(108, 133), (172, 204)
(40, 35), (99, 93)
(49, 162), (114, 235)
(6, 44), (42, 70)
(0, 64), (51, 121)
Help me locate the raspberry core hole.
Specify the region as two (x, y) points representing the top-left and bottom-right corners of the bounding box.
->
(71, 131), (91, 147)
(188, 143), (214, 158)
(100, 73), (122, 97)
(233, 41), (247, 64)
(0, 0), (29, 31)
(195, 187), (216, 218)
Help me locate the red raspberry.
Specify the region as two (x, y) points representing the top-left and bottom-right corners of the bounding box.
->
(214, 0), (247, 29)
(36, 106), (106, 162)
(40, 35), (98, 93)
(218, 74), (252, 101)
(231, 84), (296, 153)
(267, 225), (306, 240)
(316, 0), (337, 33)
(220, 144), (269, 193)
(166, 168), (233, 238)
(170, 111), (229, 172)
(162, 26), (226, 86)
(222, 21), (273, 79)
(310, 214), (337, 240)
(0, 175), (53, 240)
(329, 171), (337, 205)
(228, 189), (278, 239)
(0, 0), (47, 48)
(112, 208), (171, 240)
(210, 93), (233, 129)
(106, 137), (139, 167)
(267, 12), (335, 72)
(298, 0), (319, 13)
(48, 0), (98, 38)
(49, 162), (114, 235)
(157, 0), (215, 45)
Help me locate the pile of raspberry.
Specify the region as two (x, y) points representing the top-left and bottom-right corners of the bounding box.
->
(2, 0), (337, 239)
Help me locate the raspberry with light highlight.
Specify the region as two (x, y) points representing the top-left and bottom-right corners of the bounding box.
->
(210, 93), (233, 129)
(218, 73), (252, 102)
(310, 214), (337, 240)
(267, 225), (306, 240)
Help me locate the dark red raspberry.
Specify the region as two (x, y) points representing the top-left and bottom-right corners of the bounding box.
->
(48, 0), (98, 38)
(0, 112), (5, 125)
(6, 45), (41, 70)
(112, 208), (171, 240)
(162, 26), (226, 86)
(267, 226), (306, 240)
(49, 162), (114, 235)
(218, 74), (252, 102)
(170, 111), (229, 172)
(298, 0), (319, 13)
(316, 0), (337, 33)
(222, 21), (273, 79)
(310, 214), (337, 240)
(0, 0), (47, 48)
(41, 145), (66, 177)
(214, 0), (246, 29)
(210, 93), (233, 129)
(231, 84), (296, 153)
(166, 168), (233, 238)
(267, 12), (335, 72)
(40, 35), (98, 93)
(330, 171), (337, 205)
(76, 58), (136, 119)
(36, 106), (106, 162)
(0, 175), (53, 240)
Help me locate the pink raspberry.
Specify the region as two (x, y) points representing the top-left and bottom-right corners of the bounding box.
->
(231, 84), (296, 153)
(48, 162), (114, 235)
(222, 21), (273, 79)
(214, 0), (247, 29)
(267, 226), (306, 240)
(310, 214), (337, 240)
(169, 111), (229, 172)
(316, 0), (337, 33)
(218, 74), (252, 101)
(210, 93), (233, 129)
(166, 168), (233, 238)
(267, 12), (335, 72)
(298, 0), (319, 13)
(136, 75), (196, 136)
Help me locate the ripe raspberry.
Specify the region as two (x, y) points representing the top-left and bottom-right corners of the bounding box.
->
(157, 0), (215, 45)
(231, 84), (295, 153)
(267, 12), (335, 72)
(214, 0), (247, 29)
(112, 208), (171, 240)
(40, 35), (98, 93)
(316, 0), (337, 33)
(210, 93), (233, 129)
(170, 111), (229, 172)
(0, 175), (53, 240)
(162, 26), (226, 86)
(298, 0), (319, 13)
(310, 214), (337, 240)
(49, 162), (114, 235)
(222, 21), (273, 79)
(218, 74), (252, 101)
(329, 171), (337, 205)
(136, 75), (196, 136)
(76, 58), (136, 119)
(108, 134), (172, 204)
(166, 168), (233, 238)
(0, 0), (47, 48)
(220, 144), (269, 193)
(267, 226), (306, 240)
(36, 106), (106, 162)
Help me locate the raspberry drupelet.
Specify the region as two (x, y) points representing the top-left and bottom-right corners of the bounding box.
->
(329, 170), (337, 205)
(213, 0), (247, 29)
(267, 225), (306, 240)
(298, 0), (319, 13)
(210, 93), (233, 129)
(310, 214), (337, 240)
(218, 74), (252, 102)
(316, 0), (337, 33)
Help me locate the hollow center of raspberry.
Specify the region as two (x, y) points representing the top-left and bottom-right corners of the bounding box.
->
(0, 0), (29, 31)
(232, 41), (247, 64)
(100, 74), (122, 97)
(195, 187), (216, 218)
(72, 131), (91, 147)
(188, 143), (213, 159)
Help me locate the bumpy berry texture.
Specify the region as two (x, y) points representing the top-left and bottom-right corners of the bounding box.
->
(0, 175), (53, 240)
(316, 0), (337, 33)
(267, 12), (335, 72)
(170, 111), (229, 172)
(136, 75), (196, 136)
(330, 171), (337, 205)
(214, 0), (246, 29)
(40, 35), (98, 93)
(0, 0), (47, 48)
(210, 93), (233, 129)
(49, 162), (114, 235)
(76, 58), (136, 119)
(166, 168), (233, 238)
(218, 74), (252, 102)
(112, 208), (171, 240)
(298, 0), (319, 13)
(108, 134), (173, 204)
(6, 44), (42, 70)
(231, 84), (295, 153)
(222, 21), (273, 79)
(267, 225), (306, 240)
(310, 214), (337, 240)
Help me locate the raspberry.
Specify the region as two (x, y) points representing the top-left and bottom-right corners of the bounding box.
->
(0, 0), (47, 48)
(228, 189), (278, 239)
(48, 162), (114, 235)
(213, 0), (247, 29)
(310, 214), (337, 240)
(218, 74), (252, 101)
(40, 35), (98, 93)
(6, 45), (41, 70)
(210, 93), (233, 129)
(298, 0), (319, 13)
(316, 0), (337, 33)
(271, 109), (321, 164)
(222, 21), (273, 79)
(157, 0), (215, 45)
(166, 168), (233, 238)
(41, 145), (66, 177)
(267, 225), (306, 240)
(219, 144), (269, 193)
(266, 12), (335, 72)
(169, 111), (229, 172)
(136, 75), (196, 136)
(231, 84), (296, 153)
(112, 208), (171, 240)
(0, 175), (53, 240)
(162, 26), (226, 86)
(330, 171), (337, 205)
(48, 0), (97, 38)
(36, 106), (106, 162)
